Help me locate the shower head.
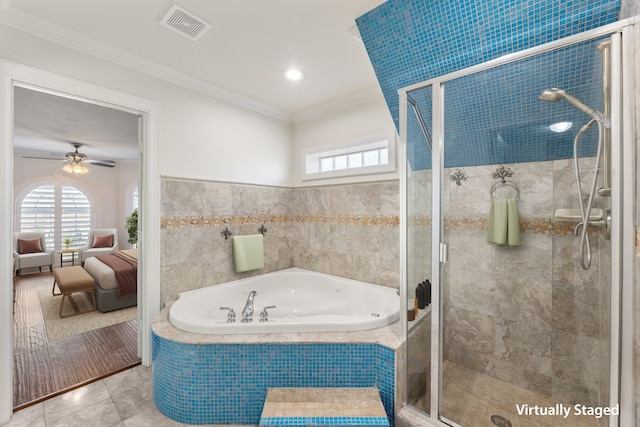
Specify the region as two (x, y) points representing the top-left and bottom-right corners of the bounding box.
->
(539, 88), (610, 128)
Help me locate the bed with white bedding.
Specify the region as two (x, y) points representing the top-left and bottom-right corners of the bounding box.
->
(83, 249), (137, 312)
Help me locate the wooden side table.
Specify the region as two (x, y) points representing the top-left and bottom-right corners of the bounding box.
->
(56, 249), (79, 266)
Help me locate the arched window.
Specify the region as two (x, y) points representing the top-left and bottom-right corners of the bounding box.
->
(20, 184), (92, 250)
(133, 188), (138, 210)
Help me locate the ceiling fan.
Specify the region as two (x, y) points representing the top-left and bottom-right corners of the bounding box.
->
(22, 142), (116, 173)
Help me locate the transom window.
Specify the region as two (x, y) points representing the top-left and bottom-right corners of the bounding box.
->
(20, 184), (91, 250)
(303, 134), (396, 180)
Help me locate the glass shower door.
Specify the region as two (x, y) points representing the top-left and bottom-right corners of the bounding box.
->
(404, 85), (433, 415)
(439, 37), (613, 427)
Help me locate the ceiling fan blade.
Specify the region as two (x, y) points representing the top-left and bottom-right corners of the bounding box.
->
(22, 155), (62, 161)
(87, 158), (116, 164)
(88, 160), (116, 168)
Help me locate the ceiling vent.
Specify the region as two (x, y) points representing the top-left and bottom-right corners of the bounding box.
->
(160, 4), (212, 41)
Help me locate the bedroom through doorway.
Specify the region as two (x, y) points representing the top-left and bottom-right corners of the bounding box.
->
(12, 86), (142, 409)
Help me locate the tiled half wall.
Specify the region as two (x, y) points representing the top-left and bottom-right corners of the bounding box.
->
(152, 336), (395, 425)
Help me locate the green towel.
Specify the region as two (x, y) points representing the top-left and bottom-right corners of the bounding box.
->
(487, 198), (520, 247)
(232, 234), (265, 272)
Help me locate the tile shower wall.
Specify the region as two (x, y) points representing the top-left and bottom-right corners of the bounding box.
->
(160, 178), (399, 303)
(439, 159), (609, 406)
(356, 0), (620, 130)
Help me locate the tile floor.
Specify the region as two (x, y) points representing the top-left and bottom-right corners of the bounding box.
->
(5, 360), (608, 427)
(413, 361), (605, 427)
(4, 365), (253, 427)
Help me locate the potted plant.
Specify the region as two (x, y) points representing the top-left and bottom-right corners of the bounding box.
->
(125, 208), (138, 247)
(63, 238), (72, 249)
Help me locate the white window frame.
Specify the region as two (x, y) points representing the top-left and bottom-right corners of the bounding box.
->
(16, 181), (94, 251)
(302, 132), (397, 181)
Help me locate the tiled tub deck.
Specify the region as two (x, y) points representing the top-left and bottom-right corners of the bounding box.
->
(152, 310), (402, 425)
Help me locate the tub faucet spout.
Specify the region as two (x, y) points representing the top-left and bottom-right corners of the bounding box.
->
(241, 291), (257, 322)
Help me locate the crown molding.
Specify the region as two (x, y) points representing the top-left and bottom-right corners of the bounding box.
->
(0, 5), (293, 122)
(292, 85), (384, 123)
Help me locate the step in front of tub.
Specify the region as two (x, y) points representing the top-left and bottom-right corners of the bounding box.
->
(259, 387), (390, 427)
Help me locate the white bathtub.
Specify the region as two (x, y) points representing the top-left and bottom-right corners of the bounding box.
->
(169, 268), (399, 334)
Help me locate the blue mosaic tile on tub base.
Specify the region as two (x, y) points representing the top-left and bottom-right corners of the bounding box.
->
(152, 333), (395, 425)
(259, 416), (390, 426)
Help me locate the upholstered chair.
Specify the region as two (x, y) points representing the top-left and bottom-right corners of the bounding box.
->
(13, 231), (54, 276)
(78, 228), (118, 265)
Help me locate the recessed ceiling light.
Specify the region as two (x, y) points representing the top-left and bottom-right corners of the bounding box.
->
(549, 121), (573, 133)
(284, 69), (304, 81)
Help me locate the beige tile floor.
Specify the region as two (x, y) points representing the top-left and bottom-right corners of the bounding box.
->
(413, 361), (605, 427)
(3, 365), (253, 427)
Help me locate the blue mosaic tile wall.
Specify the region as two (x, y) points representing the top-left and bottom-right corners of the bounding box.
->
(152, 333), (395, 425)
(356, 0), (620, 170)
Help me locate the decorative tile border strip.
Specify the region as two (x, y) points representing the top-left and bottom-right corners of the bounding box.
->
(162, 214), (400, 229)
(408, 216), (592, 236)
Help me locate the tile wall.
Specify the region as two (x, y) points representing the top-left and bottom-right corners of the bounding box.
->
(160, 156), (611, 410)
(441, 158), (609, 406)
(152, 336), (396, 425)
(160, 178), (400, 303)
(356, 0), (620, 130)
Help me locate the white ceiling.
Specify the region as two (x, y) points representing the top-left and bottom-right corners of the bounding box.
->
(6, 0), (386, 161)
(13, 87), (141, 161)
(7, 0), (385, 116)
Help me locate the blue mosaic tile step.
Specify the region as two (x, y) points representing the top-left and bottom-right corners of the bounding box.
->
(259, 387), (389, 426)
(259, 416), (390, 426)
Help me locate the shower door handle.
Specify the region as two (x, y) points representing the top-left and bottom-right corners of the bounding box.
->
(439, 243), (448, 263)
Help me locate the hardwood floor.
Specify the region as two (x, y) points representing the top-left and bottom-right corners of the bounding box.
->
(12, 271), (140, 409)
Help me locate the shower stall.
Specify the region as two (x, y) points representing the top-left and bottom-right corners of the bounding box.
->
(399, 21), (634, 427)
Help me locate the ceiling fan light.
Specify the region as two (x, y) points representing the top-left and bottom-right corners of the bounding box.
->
(73, 163), (89, 174)
(63, 162), (88, 174)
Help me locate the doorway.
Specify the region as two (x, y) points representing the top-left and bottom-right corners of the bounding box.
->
(0, 61), (161, 422)
(12, 86), (141, 408)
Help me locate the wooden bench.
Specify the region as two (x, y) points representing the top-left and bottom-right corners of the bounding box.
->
(52, 266), (96, 318)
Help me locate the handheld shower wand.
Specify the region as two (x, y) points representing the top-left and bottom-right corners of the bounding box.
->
(539, 88), (610, 128)
(539, 87), (609, 269)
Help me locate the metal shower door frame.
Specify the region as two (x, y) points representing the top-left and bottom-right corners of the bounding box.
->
(398, 17), (637, 427)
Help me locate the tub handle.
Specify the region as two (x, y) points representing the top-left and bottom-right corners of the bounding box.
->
(219, 306), (236, 323)
(259, 305), (276, 322)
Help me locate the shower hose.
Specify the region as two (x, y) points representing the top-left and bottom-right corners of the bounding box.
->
(573, 118), (603, 270)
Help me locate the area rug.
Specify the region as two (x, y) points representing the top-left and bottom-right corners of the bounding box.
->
(38, 289), (137, 341)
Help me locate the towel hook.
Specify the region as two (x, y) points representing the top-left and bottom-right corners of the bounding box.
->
(490, 166), (520, 201)
(492, 166), (513, 183)
(451, 169), (468, 186)
(258, 224), (268, 235)
(221, 227), (233, 240)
